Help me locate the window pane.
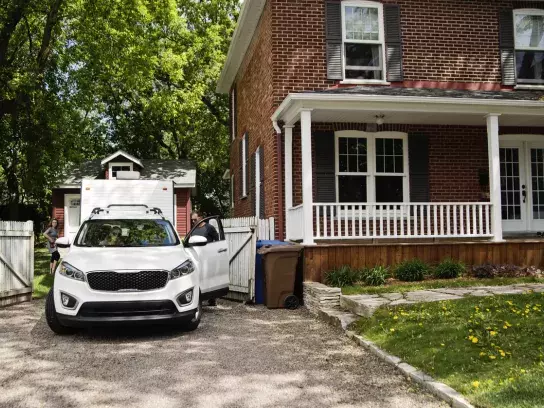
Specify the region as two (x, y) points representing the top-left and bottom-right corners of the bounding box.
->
(375, 176), (403, 203)
(345, 44), (381, 68)
(339, 155), (347, 172)
(339, 176), (367, 202)
(339, 137), (347, 154)
(515, 14), (544, 48)
(384, 139), (393, 155)
(376, 156), (384, 173)
(348, 155), (357, 172)
(344, 6), (380, 41)
(516, 51), (544, 81)
(358, 155), (367, 172)
(348, 138), (358, 153)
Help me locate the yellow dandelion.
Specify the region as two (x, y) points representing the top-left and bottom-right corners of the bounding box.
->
(490, 331), (497, 336)
(393, 315), (399, 320)
(419, 323), (423, 327)
(479, 352), (486, 357)
(390, 328), (395, 332)
(472, 381), (480, 388)
(499, 350), (506, 357)
(472, 337), (479, 344)
(503, 325), (508, 329)
(521, 369), (526, 373)
(489, 355), (496, 360)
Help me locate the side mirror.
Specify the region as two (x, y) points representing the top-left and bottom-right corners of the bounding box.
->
(56, 236), (71, 248)
(187, 235), (208, 247)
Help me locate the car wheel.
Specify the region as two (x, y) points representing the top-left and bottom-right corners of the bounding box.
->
(45, 289), (76, 335)
(184, 298), (202, 332)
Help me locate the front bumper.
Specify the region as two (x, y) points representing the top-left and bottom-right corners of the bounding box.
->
(57, 300), (197, 327)
(53, 270), (199, 327)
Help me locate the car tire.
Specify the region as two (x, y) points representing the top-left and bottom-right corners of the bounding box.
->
(184, 298), (202, 332)
(45, 289), (76, 335)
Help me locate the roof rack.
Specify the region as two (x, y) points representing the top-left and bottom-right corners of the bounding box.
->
(88, 205), (165, 220)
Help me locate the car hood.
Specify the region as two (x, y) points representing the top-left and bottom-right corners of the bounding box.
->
(63, 246), (189, 272)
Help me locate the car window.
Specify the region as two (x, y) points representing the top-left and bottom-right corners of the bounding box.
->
(75, 219), (179, 247)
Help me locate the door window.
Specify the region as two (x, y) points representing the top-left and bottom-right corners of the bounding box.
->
(531, 148), (544, 219)
(500, 148), (522, 220)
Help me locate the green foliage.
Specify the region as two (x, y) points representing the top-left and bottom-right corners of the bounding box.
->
(434, 258), (465, 279)
(362, 266), (389, 286)
(324, 265), (364, 288)
(0, 0), (239, 218)
(394, 259), (429, 282)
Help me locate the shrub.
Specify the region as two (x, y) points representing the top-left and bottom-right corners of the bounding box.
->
(363, 266), (389, 286)
(434, 259), (465, 279)
(324, 265), (361, 287)
(470, 264), (536, 279)
(394, 259), (429, 282)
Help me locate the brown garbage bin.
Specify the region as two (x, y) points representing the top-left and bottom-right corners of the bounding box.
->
(258, 244), (303, 309)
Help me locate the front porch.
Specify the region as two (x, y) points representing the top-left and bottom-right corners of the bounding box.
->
(273, 87), (544, 245)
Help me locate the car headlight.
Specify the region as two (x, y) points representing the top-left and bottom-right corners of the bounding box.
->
(170, 260), (195, 279)
(58, 262), (85, 282)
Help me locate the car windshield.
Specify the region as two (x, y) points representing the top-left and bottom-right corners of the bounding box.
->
(75, 219), (179, 247)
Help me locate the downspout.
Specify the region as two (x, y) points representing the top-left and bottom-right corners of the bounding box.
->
(273, 120), (285, 241)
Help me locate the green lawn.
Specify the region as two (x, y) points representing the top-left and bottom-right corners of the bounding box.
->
(342, 277), (544, 295)
(33, 247), (54, 299)
(354, 293), (544, 408)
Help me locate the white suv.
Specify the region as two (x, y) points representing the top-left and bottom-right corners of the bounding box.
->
(45, 205), (229, 334)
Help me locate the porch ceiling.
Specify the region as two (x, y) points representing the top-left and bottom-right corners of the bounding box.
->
(273, 87), (544, 127)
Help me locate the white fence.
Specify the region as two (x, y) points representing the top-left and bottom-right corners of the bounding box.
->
(312, 203), (493, 240)
(222, 216), (274, 302)
(0, 221), (34, 307)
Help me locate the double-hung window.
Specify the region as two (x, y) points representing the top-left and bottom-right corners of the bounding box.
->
(341, 1), (386, 81)
(335, 131), (409, 204)
(514, 9), (544, 84)
(109, 162), (133, 179)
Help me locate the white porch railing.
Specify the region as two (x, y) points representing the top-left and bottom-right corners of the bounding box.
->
(286, 204), (304, 240)
(308, 203), (493, 240)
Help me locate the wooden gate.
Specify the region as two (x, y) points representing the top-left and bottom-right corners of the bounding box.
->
(222, 217), (274, 302)
(0, 221), (34, 307)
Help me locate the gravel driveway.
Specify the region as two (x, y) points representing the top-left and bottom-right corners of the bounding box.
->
(0, 299), (445, 408)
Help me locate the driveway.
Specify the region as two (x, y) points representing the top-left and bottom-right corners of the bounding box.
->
(0, 299), (445, 408)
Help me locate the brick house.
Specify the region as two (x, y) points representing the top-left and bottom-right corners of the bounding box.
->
(52, 150), (195, 239)
(217, 0), (544, 279)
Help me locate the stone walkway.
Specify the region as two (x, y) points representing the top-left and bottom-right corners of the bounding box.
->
(341, 283), (544, 317)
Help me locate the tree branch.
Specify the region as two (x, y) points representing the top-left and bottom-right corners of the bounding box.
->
(201, 96), (228, 127)
(37, 0), (64, 73)
(0, 0), (31, 67)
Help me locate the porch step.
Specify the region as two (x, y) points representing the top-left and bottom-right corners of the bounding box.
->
(340, 283), (544, 317)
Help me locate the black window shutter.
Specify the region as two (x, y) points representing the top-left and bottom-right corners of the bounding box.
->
(250, 151), (256, 216)
(325, 1), (343, 80)
(314, 131), (336, 203)
(259, 148), (265, 218)
(238, 139), (243, 198)
(384, 4), (403, 82)
(499, 10), (515, 86)
(408, 134), (430, 203)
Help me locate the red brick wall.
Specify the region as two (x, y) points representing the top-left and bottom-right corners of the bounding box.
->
(175, 189), (191, 236)
(270, 0), (532, 103)
(51, 189), (80, 237)
(290, 124), (544, 205)
(231, 1), (280, 228)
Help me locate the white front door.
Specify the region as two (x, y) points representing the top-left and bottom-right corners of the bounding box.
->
(500, 139), (544, 233)
(64, 194), (81, 240)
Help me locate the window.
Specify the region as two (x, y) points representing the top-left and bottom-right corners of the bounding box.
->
(109, 162), (133, 179)
(514, 9), (544, 84)
(335, 131), (409, 203)
(341, 1), (386, 81)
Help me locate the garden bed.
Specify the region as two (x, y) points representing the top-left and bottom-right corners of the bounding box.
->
(354, 293), (544, 408)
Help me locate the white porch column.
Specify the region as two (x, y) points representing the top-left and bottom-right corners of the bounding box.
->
(486, 113), (503, 242)
(300, 109), (315, 245)
(284, 125), (293, 240)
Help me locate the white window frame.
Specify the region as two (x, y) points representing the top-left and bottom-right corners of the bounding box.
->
(340, 1), (388, 85)
(109, 162), (133, 180)
(513, 9), (544, 84)
(231, 174), (235, 208)
(255, 146), (261, 216)
(242, 134), (248, 197)
(334, 131), (410, 204)
(231, 88), (236, 141)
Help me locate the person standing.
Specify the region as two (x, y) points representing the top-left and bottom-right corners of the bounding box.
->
(44, 219), (61, 274)
(190, 211), (219, 306)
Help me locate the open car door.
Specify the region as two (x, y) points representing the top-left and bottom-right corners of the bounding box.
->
(184, 216), (229, 300)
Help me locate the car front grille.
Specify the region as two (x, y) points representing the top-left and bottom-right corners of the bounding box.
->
(86, 270), (169, 292)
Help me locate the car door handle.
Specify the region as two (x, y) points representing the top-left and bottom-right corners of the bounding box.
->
(218, 248), (227, 253)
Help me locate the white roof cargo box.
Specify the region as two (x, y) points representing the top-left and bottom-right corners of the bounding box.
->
(81, 180), (175, 224)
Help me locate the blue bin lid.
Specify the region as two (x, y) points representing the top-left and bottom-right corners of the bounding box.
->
(256, 240), (291, 249)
